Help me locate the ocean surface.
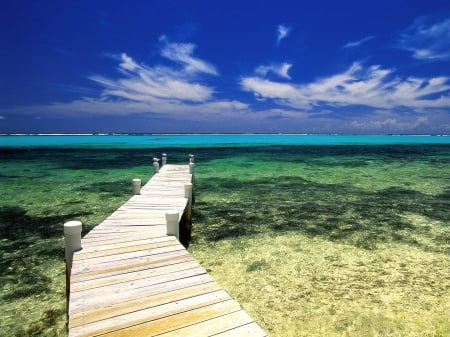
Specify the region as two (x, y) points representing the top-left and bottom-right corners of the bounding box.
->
(1, 134), (449, 336)
(1, 133), (450, 148)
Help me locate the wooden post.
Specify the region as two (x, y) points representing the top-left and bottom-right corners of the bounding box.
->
(153, 157), (160, 174)
(184, 182), (193, 223)
(64, 221), (82, 271)
(165, 211), (179, 239)
(64, 220), (82, 323)
(162, 153), (167, 166)
(188, 156), (195, 203)
(132, 178), (141, 195)
(184, 183), (193, 204)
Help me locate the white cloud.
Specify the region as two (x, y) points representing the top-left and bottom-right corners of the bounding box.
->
(0, 38), (253, 119)
(397, 17), (450, 61)
(255, 62), (292, 79)
(86, 40), (220, 108)
(4, 96), (250, 120)
(276, 24), (291, 45)
(2, 45), (249, 120)
(350, 115), (428, 131)
(241, 62), (450, 111)
(159, 36), (218, 75)
(342, 35), (375, 49)
(91, 50), (216, 104)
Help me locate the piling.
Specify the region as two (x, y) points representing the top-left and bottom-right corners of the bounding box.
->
(153, 157), (160, 174)
(165, 211), (180, 239)
(64, 220), (82, 323)
(131, 178), (141, 195)
(64, 221), (82, 272)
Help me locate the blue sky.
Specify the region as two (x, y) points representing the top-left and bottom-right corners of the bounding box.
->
(1, 0), (449, 134)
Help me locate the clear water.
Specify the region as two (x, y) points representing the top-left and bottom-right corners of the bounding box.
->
(1, 135), (449, 336)
(1, 134), (449, 148)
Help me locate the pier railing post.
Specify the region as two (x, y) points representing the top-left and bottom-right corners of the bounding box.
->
(189, 154), (195, 164)
(153, 157), (160, 174)
(162, 153), (167, 166)
(132, 178), (141, 195)
(165, 211), (179, 239)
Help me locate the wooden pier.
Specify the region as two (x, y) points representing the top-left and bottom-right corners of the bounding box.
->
(66, 160), (267, 337)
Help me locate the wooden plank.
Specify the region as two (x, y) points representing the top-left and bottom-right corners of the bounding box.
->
(74, 237), (179, 259)
(81, 232), (166, 245)
(84, 299), (242, 337)
(70, 290), (231, 335)
(69, 273), (214, 316)
(69, 282), (223, 329)
(70, 260), (201, 292)
(153, 310), (257, 337)
(76, 236), (174, 253)
(70, 252), (195, 283)
(72, 242), (183, 266)
(70, 266), (207, 305)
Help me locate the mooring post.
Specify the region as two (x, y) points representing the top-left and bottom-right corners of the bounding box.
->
(188, 155), (195, 203)
(162, 153), (167, 166)
(64, 220), (82, 323)
(64, 221), (82, 272)
(132, 178), (141, 195)
(153, 157), (160, 174)
(165, 211), (179, 239)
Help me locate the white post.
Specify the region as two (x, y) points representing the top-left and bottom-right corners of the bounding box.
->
(165, 211), (179, 239)
(189, 154), (195, 164)
(153, 157), (160, 174)
(132, 178), (141, 195)
(64, 221), (82, 271)
(162, 153), (167, 166)
(189, 162), (195, 175)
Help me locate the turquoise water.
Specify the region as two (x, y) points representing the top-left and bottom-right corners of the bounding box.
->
(1, 134), (449, 148)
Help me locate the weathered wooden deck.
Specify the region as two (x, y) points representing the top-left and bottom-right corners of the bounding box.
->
(67, 163), (267, 337)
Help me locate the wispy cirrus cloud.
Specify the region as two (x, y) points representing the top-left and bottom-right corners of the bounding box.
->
(397, 17), (450, 61)
(85, 39), (222, 108)
(342, 35), (375, 49)
(241, 62), (450, 111)
(91, 52), (215, 103)
(276, 24), (291, 46)
(159, 35), (218, 75)
(255, 62), (292, 79)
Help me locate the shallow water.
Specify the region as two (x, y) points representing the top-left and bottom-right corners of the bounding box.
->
(1, 137), (449, 336)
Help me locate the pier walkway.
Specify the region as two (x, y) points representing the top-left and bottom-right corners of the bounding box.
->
(66, 162), (267, 337)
